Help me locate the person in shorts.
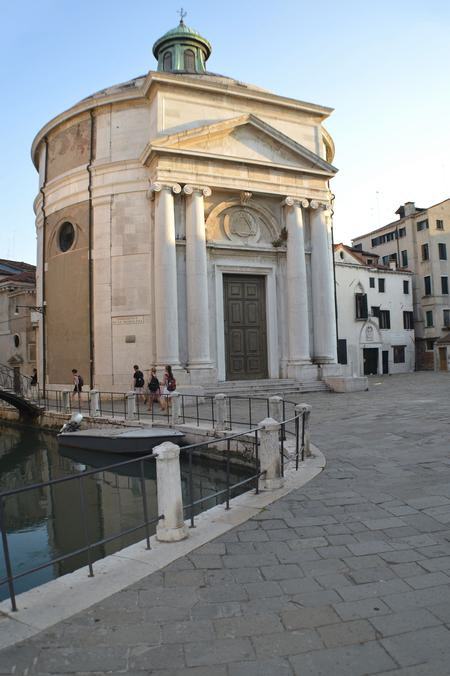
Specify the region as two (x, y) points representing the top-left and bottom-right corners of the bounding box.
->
(132, 365), (145, 402)
(147, 367), (161, 410)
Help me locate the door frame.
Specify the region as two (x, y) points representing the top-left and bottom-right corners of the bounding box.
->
(214, 262), (279, 381)
(363, 347), (379, 375)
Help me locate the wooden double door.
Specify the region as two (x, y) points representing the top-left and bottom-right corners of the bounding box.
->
(224, 275), (268, 380)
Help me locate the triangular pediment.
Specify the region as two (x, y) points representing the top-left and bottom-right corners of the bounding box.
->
(142, 114), (337, 176)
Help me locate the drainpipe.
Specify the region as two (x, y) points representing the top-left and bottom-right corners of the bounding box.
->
(40, 137), (48, 397)
(87, 111), (95, 390)
(329, 187), (339, 357)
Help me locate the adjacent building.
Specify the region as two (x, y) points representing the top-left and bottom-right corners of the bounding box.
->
(0, 259), (37, 376)
(334, 244), (414, 376)
(352, 199), (450, 369)
(32, 19), (342, 390)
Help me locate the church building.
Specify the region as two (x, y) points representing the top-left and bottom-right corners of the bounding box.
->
(32, 18), (340, 390)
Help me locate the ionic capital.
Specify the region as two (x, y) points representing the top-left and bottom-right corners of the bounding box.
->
(309, 200), (329, 211)
(282, 197), (309, 208)
(147, 182), (182, 199)
(183, 185), (212, 197)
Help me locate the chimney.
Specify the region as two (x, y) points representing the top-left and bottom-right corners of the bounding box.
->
(404, 202), (416, 216)
(389, 261), (397, 271)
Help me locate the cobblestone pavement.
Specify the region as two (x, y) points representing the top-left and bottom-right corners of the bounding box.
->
(2, 372), (450, 675)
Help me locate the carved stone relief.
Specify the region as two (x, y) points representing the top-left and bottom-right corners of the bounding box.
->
(206, 200), (278, 247)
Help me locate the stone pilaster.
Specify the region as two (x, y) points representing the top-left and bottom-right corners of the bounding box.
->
(310, 201), (337, 363)
(283, 197), (311, 375)
(151, 183), (181, 367)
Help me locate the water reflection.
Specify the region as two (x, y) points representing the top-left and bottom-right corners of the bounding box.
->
(0, 423), (252, 601)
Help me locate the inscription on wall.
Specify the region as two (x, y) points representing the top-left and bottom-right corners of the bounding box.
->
(112, 316), (145, 326)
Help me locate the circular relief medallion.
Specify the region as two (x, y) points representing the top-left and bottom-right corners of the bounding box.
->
(223, 208), (260, 244)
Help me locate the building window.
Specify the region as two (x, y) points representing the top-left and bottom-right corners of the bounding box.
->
(403, 311), (414, 329)
(163, 51), (172, 71)
(393, 346), (405, 363)
(422, 243), (429, 261)
(382, 255), (389, 266)
(403, 280), (409, 294)
(355, 293), (368, 320)
(353, 243), (362, 251)
(28, 343), (37, 362)
(379, 310), (391, 329)
(184, 49), (195, 72)
(417, 219), (429, 231)
(444, 309), (450, 327)
(13, 334), (20, 348)
(438, 243), (447, 260)
(339, 250), (344, 260)
(367, 258), (373, 264)
(442, 276), (449, 295)
(378, 278), (385, 293)
(369, 277), (375, 288)
(371, 306), (380, 319)
(401, 250), (408, 267)
(436, 219), (444, 230)
(426, 310), (434, 327)
(337, 339), (348, 365)
(424, 276), (432, 296)
(399, 227), (406, 238)
(426, 339), (435, 351)
(58, 221), (76, 252)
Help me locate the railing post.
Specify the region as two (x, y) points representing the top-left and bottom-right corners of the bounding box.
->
(214, 393), (227, 431)
(269, 395), (283, 422)
(62, 390), (71, 413)
(126, 391), (137, 420)
(258, 417), (284, 490)
(89, 390), (100, 417)
(171, 392), (181, 425)
(155, 441), (188, 542)
(295, 403), (312, 457)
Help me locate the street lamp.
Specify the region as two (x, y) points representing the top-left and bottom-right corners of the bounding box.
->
(14, 305), (45, 315)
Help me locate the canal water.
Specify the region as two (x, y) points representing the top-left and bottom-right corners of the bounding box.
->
(0, 422), (253, 602)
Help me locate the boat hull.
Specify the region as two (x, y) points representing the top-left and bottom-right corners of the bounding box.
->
(57, 427), (185, 454)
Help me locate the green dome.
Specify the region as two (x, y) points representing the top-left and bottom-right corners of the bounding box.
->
(152, 20), (212, 73)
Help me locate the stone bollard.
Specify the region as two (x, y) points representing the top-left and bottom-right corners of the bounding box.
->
(269, 395), (283, 422)
(62, 390), (71, 413)
(258, 417), (284, 490)
(154, 441), (188, 542)
(171, 392), (181, 425)
(214, 393), (228, 431)
(126, 391), (137, 420)
(295, 403), (312, 457)
(89, 390), (100, 417)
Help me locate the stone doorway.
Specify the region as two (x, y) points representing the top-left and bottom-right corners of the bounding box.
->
(223, 274), (268, 380)
(363, 348), (378, 375)
(439, 347), (448, 371)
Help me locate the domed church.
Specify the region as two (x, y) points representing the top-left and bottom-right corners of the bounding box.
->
(32, 16), (340, 391)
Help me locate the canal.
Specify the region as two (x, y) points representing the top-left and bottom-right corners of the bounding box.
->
(0, 422), (253, 602)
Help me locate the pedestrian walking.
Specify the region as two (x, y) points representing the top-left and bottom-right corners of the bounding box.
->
(132, 365), (145, 403)
(147, 367), (161, 411)
(30, 368), (38, 400)
(160, 365), (176, 411)
(71, 369), (83, 408)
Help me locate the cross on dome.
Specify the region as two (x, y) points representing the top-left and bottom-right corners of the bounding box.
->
(177, 7), (187, 25)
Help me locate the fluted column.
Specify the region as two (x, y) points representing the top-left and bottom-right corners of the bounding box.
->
(283, 197), (311, 367)
(184, 185), (212, 369)
(310, 201), (337, 363)
(151, 182), (181, 366)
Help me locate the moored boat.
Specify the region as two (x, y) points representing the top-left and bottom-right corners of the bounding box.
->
(57, 426), (185, 454)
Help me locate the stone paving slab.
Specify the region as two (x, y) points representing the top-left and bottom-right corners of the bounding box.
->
(1, 372), (450, 675)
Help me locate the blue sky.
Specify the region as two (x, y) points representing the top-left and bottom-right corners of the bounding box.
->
(1, 0), (449, 264)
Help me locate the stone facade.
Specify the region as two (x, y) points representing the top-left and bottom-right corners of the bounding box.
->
(32, 21), (340, 390)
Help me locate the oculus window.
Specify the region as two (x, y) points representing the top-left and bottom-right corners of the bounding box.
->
(58, 222), (75, 252)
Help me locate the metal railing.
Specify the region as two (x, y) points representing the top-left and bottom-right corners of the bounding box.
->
(0, 363), (33, 399)
(0, 406), (307, 612)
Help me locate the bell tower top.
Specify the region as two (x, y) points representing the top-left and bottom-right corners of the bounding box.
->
(152, 11), (212, 74)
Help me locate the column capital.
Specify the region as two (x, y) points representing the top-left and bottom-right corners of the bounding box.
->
(282, 196), (309, 208)
(183, 184), (212, 197)
(147, 182), (182, 199)
(309, 200), (329, 210)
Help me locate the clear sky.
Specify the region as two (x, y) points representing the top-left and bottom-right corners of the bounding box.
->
(1, 0), (449, 264)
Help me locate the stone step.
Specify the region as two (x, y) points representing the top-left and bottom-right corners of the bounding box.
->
(203, 379), (330, 396)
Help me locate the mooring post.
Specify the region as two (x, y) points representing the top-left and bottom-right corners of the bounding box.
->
(295, 403), (312, 457)
(89, 390), (100, 417)
(154, 441), (188, 542)
(269, 395), (283, 422)
(171, 392), (181, 425)
(258, 417), (284, 490)
(62, 390), (71, 413)
(214, 393), (227, 431)
(125, 391), (137, 420)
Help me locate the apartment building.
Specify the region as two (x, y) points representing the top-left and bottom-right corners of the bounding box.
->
(334, 244), (414, 376)
(352, 199), (450, 369)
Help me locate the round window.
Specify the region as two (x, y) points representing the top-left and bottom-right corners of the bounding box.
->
(58, 222), (75, 252)
(13, 334), (20, 348)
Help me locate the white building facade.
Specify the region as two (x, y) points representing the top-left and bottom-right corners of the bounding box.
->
(335, 245), (415, 376)
(32, 20), (341, 390)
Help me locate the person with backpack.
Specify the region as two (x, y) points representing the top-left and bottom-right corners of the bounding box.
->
(132, 365), (145, 403)
(147, 367), (161, 411)
(160, 365), (176, 411)
(71, 369), (83, 404)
